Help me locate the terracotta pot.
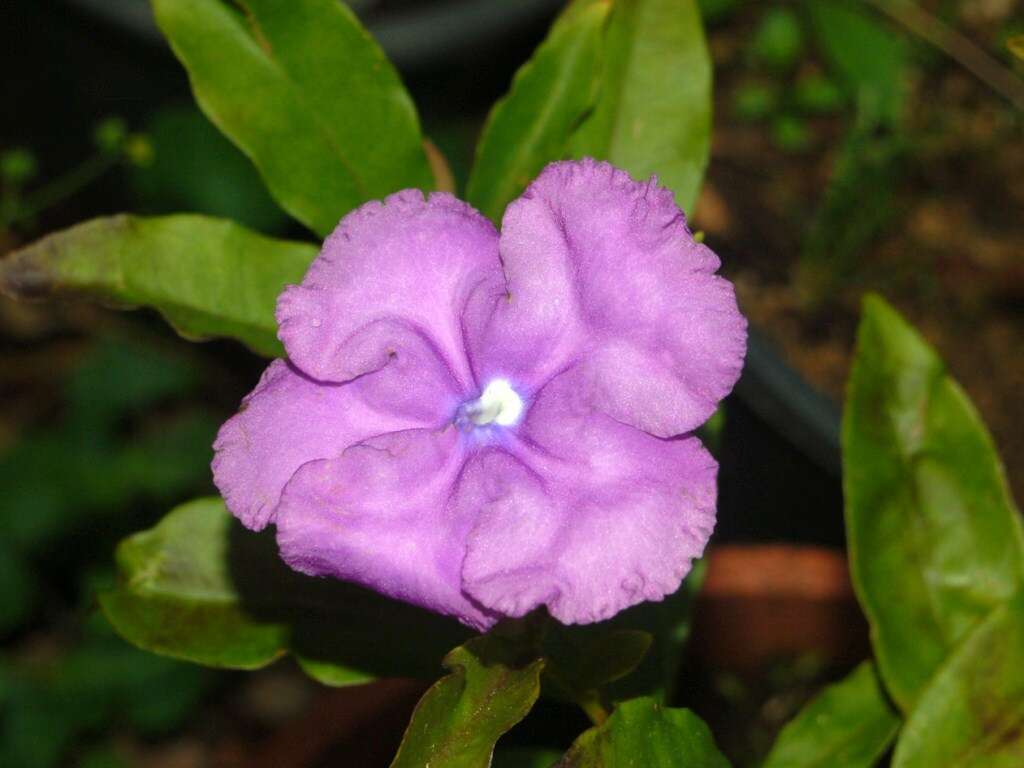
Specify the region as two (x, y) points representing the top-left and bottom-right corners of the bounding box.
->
(691, 544), (869, 670)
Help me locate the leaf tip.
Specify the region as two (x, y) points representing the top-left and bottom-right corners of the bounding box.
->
(860, 291), (893, 325)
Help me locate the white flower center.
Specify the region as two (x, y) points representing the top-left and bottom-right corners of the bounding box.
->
(463, 379), (523, 427)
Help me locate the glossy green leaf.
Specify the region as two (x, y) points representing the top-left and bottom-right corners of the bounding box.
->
(466, 0), (611, 223)
(557, 697), (730, 767)
(843, 295), (1024, 710)
(763, 662), (900, 768)
(390, 634), (545, 768)
(0, 214), (315, 356)
(568, 0), (712, 214)
(893, 591), (1024, 767)
(100, 498), (470, 686)
(153, 0), (432, 236)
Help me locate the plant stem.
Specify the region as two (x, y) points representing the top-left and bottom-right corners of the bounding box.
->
(577, 689), (610, 726)
(5, 153), (118, 226)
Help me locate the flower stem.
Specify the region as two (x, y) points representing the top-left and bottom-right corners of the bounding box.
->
(577, 689), (610, 726)
(4, 153), (118, 226)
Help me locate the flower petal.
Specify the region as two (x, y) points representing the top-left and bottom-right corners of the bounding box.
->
(212, 360), (433, 531)
(460, 366), (718, 624)
(275, 427), (497, 630)
(467, 159), (746, 436)
(276, 189), (504, 392)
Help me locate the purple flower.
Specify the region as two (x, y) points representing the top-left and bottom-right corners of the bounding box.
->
(213, 159), (747, 630)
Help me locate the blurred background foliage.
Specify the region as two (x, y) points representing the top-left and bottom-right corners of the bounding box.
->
(1, 0), (1022, 765)
(0, 332), (220, 766)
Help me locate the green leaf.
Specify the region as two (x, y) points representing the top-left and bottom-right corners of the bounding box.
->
(893, 591), (1024, 767)
(390, 634), (545, 768)
(892, 589), (1024, 768)
(543, 628), (651, 703)
(763, 662), (900, 768)
(153, 0), (432, 236)
(100, 498), (470, 686)
(466, 0), (611, 223)
(807, 1), (907, 127)
(843, 295), (1024, 710)
(0, 214), (315, 356)
(557, 697), (730, 767)
(568, 0), (712, 214)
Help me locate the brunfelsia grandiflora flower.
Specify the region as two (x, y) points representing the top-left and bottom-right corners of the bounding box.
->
(213, 159), (747, 630)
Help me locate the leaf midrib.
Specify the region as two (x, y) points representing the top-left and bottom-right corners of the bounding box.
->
(235, 0), (368, 199)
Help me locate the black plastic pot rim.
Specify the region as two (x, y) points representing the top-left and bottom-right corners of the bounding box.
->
(734, 326), (842, 477)
(66, 0), (565, 71)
